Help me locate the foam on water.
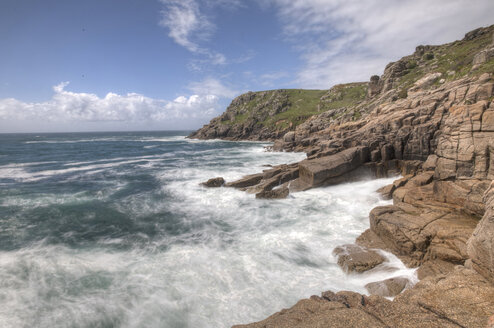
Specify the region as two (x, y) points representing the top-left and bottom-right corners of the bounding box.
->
(0, 132), (416, 328)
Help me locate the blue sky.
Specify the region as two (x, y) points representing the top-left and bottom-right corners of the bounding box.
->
(1, 0), (494, 132)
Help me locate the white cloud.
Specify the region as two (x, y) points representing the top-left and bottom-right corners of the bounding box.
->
(159, 0), (212, 53)
(188, 77), (239, 98)
(159, 0), (236, 68)
(265, 0), (494, 88)
(0, 82), (220, 125)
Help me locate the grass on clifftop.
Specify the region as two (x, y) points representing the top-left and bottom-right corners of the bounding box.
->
(397, 29), (494, 91)
(220, 82), (368, 131)
(261, 83), (368, 130)
(260, 89), (326, 130)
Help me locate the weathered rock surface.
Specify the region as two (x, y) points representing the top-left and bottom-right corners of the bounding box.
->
(200, 177), (225, 187)
(234, 267), (494, 328)
(468, 180), (494, 283)
(298, 146), (369, 189)
(255, 186), (289, 199)
(365, 276), (411, 297)
(333, 244), (385, 273)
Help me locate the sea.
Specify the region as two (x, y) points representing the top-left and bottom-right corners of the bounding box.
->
(0, 131), (416, 328)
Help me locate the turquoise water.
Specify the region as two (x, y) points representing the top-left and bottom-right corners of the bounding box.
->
(0, 131), (411, 327)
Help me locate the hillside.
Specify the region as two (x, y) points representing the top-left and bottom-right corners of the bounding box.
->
(189, 83), (368, 140)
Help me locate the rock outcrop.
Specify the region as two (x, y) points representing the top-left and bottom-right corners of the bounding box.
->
(333, 244), (385, 273)
(235, 266), (494, 328)
(200, 177), (225, 187)
(365, 276), (411, 297)
(190, 24), (494, 328)
(468, 180), (494, 283)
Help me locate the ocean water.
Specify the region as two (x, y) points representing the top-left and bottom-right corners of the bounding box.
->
(0, 131), (416, 328)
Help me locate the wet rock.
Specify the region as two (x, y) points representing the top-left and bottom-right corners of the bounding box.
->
(333, 244), (385, 273)
(377, 184), (394, 199)
(234, 267), (494, 328)
(225, 173), (263, 188)
(255, 186), (289, 199)
(200, 177), (225, 187)
(298, 146), (369, 188)
(365, 276), (411, 297)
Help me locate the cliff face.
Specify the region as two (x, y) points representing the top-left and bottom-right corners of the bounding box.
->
(195, 25), (494, 327)
(189, 84), (368, 141)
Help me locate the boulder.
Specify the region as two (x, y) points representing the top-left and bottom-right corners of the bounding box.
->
(255, 186), (289, 199)
(333, 244), (385, 273)
(298, 146), (369, 188)
(283, 131), (295, 143)
(200, 177), (225, 187)
(410, 72), (442, 91)
(225, 173), (263, 188)
(365, 276), (411, 297)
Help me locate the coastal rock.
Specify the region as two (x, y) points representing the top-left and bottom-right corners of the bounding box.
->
(255, 186), (289, 199)
(333, 244), (385, 273)
(369, 198), (479, 264)
(225, 173), (263, 189)
(376, 184), (394, 199)
(234, 267), (494, 328)
(298, 146), (369, 189)
(467, 181), (494, 283)
(195, 24), (494, 328)
(365, 276), (411, 297)
(410, 72), (442, 91)
(416, 259), (456, 280)
(200, 177), (225, 187)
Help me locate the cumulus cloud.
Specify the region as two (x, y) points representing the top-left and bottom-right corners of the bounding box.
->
(0, 82), (220, 124)
(265, 0), (494, 88)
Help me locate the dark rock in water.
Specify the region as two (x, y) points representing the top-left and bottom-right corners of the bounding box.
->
(333, 244), (385, 273)
(225, 173), (263, 188)
(255, 186), (289, 199)
(365, 276), (410, 297)
(200, 177), (225, 187)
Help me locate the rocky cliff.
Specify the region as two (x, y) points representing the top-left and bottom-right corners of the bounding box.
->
(194, 24), (494, 327)
(189, 83), (368, 140)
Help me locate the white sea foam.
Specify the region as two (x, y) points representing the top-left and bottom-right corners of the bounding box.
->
(0, 138), (416, 328)
(0, 158), (164, 183)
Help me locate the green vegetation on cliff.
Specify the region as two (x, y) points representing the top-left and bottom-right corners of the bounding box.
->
(190, 24), (494, 141)
(394, 27), (494, 92)
(222, 83), (367, 132)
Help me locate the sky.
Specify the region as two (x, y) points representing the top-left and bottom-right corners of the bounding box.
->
(1, 0), (494, 133)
